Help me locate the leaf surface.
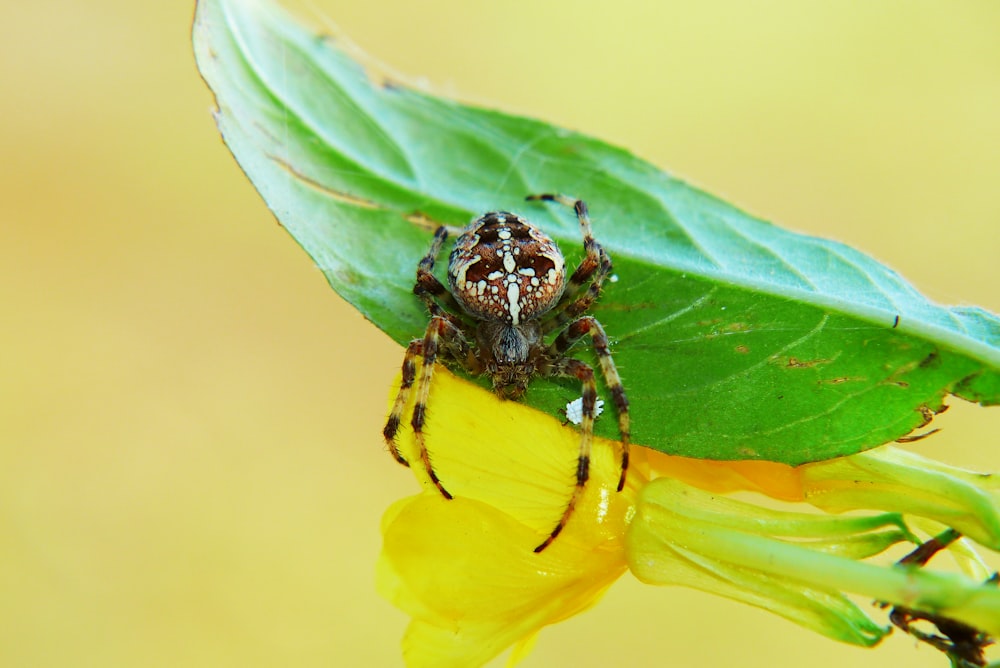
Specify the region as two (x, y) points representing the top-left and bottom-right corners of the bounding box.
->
(193, 0), (1000, 463)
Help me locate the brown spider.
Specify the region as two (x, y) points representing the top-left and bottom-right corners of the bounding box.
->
(382, 194), (630, 552)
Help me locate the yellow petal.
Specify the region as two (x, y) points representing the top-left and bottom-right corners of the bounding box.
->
(646, 449), (805, 501)
(378, 494), (624, 667)
(378, 366), (640, 666)
(387, 365), (644, 547)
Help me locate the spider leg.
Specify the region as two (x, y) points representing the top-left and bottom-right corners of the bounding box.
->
(382, 339), (423, 466)
(543, 245), (611, 334)
(549, 316), (630, 491)
(410, 315), (471, 500)
(534, 356), (596, 553)
(382, 316), (478, 469)
(411, 225), (480, 365)
(385, 226), (482, 495)
(414, 226), (466, 321)
(525, 194), (613, 334)
(383, 314), (479, 500)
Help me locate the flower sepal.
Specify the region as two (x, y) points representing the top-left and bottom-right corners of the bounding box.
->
(627, 475), (1000, 647)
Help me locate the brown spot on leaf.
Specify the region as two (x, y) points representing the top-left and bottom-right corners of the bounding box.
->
(786, 356), (833, 369)
(819, 376), (865, 385)
(919, 350), (941, 369)
(917, 404), (935, 427)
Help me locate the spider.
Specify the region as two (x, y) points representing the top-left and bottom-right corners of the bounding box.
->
(382, 194), (630, 552)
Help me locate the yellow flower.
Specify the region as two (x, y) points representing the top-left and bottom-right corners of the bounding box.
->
(377, 367), (641, 667)
(378, 368), (1000, 667)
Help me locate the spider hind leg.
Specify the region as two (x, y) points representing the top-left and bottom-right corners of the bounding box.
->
(382, 339), (423, 466)
(534, 356), (597, 553)
(549, 315), (631, 490)
(383, 314), (477, 501)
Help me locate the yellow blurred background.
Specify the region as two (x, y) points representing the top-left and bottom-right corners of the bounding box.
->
(3, 1), (999, 666)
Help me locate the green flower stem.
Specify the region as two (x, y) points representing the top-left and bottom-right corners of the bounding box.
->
(643, 475), (918, 542)
(628, 478), (1000, 644)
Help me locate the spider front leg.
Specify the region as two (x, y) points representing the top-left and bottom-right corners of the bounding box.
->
(382, 315), (475, 500)
(550, 315), (630, 489)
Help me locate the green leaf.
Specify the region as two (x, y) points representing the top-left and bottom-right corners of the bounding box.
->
(193, 0), (1000, 464)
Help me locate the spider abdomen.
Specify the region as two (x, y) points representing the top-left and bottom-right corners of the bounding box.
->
(447, 212), (566, 326)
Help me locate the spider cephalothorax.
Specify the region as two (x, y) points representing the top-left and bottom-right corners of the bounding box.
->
(382, 194), (630, 552)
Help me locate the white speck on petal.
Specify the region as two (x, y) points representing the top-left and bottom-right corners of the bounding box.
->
(565, 397), (605, 425)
